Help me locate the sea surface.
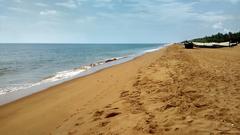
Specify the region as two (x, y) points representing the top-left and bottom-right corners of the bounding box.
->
(0, 43), (165, 104)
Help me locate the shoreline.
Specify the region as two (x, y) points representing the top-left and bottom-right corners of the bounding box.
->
(0, 43), (170, 106)
(1, 44), (239, 135)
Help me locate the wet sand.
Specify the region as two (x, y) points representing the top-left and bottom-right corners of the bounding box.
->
(0, 44), (240, 135)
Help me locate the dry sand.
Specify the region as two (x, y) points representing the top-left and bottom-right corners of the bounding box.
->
(0, 44), (240, 135)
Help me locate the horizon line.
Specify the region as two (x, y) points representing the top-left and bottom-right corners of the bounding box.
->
(0, 42), (170, 44)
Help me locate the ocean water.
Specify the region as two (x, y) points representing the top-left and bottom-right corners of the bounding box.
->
(0, 43), (165, 104)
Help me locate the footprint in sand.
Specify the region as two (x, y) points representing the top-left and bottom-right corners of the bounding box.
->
(93, 110), (104, 121)
(99, 121), (110, 127)
(68, 129), (78, 135)
(105, 104), (111, 108)
(92, 106), (122, 123)
(120, 90), (129, 98)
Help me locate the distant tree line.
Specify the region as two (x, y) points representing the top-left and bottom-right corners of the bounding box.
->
(190, 31), (240, 43)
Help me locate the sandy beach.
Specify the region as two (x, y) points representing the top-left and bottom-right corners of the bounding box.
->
(0, 44), (240, 135)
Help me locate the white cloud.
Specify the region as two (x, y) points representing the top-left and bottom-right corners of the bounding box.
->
(229, 0), (240, 3)
(213, 22), (223, 29)
(200, 0), (240, 4)
(8, 7), (29, 13)
(93, 0), (118, 8)
(95, 1), (196, 22)
(56, 0), (78, 9)
(76, 16), (96, 23)
(35, 20), (60, 26)
(223, 28), (230, 33)
(35, 2), (48, 7)
(1, 0), (239, 43)
(212, 22), (231, 33)
(40, 10), (57, 16)
(196, 12), (229, 23)
(96, 0), (112, 2)
(14, 0), (22, 3)
(128, 1), (231, 24)
(76, 0), (87, 4)
(92, 0), (235, 35)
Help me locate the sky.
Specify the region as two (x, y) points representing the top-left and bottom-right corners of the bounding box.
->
(0, 0), (239, 43)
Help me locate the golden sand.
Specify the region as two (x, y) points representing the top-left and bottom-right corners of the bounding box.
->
(0, 44), (240, 135)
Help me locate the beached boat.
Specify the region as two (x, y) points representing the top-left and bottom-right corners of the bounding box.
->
(192, 42), (238, 48)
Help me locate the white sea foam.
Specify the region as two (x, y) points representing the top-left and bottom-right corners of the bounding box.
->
(42, 69), (86, 82)
(143, 43), (170, 53)
(0, 56), (129, 96)
(0, 44), (170, 97)
(0, 43), (169, 105)
(0, 68), (89, 95)
(144, 48), (160, 53)
(164, 43), (174, 47)
(0, 83), (35, 95)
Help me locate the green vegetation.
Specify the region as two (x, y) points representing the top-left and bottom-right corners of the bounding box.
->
(190, 31), (240, 43)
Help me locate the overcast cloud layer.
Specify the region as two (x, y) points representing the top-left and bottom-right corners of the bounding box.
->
(0, 0), (239, 43)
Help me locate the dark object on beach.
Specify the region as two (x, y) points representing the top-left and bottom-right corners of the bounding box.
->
(105, 58), (117, 63)
(89, 63), (96, 67)
(230, 41), (238, 47)
(184, 41), (194, 49)
(105, 112), (121, 118)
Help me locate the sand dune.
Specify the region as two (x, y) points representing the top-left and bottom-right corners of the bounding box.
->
(0, 44), (240, 135)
